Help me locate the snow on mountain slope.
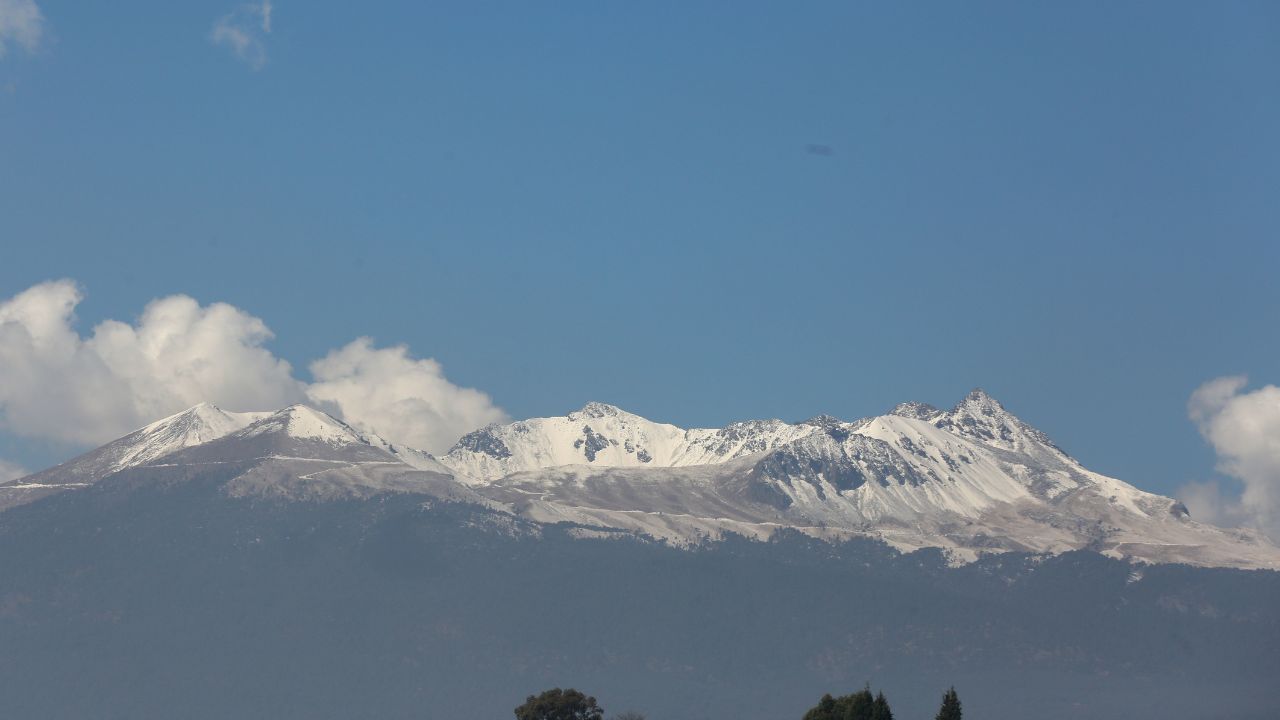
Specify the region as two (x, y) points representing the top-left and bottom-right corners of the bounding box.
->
(0, 404), (460, 509)
(0, 403), (269, 510)
(438, 390), (1080, 486)
(478, 416), (1044, 544)
(4, 391), (1278, 569)
(736, 410), (1278, 567)
(907, 388), (1068, 458)
(440, 401), (821, 481)
(240, 404), (361, 443)
(161, 404), (408, 466)
(77, 401), (270, 473)
(244, 404), (455, 474)
(465, 391), (1280, 569)
(372, 441), (455, 474)
(110, 405), (485, 504)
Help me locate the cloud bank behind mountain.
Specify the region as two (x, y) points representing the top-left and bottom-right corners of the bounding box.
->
(1180, 376), (1280, 540)
(0, 280), (506, 455)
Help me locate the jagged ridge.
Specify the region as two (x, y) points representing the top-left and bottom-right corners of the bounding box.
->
(2, 390), (1278, 569)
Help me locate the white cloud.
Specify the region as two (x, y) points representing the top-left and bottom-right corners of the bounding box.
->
(0, 458), (27, 482)
(1187, 375), (1247, 427)
(211, 1), (273, 70)
(0, 0), (43, 57)
(1179, 376), (1280, 540)
(1175, 480), (1251, 530)
(308, 338), (508, 454)
(0, 280), (505, 457)
(0, 280), (306, 445)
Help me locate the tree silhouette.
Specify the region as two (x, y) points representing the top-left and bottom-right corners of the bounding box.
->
(935, 686), (962, 720)
(802, 685), (891, 720)
(871, 691), (893, 720)
(514, 688), (604, 720)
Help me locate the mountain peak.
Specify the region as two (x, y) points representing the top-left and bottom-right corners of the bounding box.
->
(946, 388), (1020, 424)
(130, 402), (274, 452)
(798, 414), (843, 427)
(888, 401), (941, 420)
(933, 388), (1065, 456)
(243, 405), (366, 444)
(572, 401), (627, 419)
(141, 401), (223, 431)
(10, 393), (1280, 571)
(0, 402), (270, 507)
(957, 387), (1004, 411)
(578, 399), (622, 417)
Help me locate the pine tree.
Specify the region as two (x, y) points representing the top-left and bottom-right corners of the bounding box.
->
(802, 693), (839, 720)
(803, 685), (896, 720)
(935, 687), (962, 720)
(870, 691), (894, 720)
(844, 686), (874, 720)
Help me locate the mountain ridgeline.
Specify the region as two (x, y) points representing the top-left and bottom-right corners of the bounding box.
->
(0, 392), (1277, 719)
(5, 390), (1275, 569)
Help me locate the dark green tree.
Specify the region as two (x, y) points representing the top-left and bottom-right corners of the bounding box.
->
(514, 688), (604, 720)
(802, 686), (888, 720)
(870, 691), (893, 720)
(844, 687), (874, 720)
(802, 693), (839, 720)
(935, 687), (962, 720)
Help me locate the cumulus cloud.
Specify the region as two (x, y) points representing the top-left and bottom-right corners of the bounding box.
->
(211, 1), (273, 70)
(0, 280), (305, 445)
(1176, 480), (1251, 530)
(1179, 376), (1280, 539)
(0, 0), (43, 57)
(0, 458), (27, 482)
(307, 338), (508, 454)
(0, 280), (504, 457)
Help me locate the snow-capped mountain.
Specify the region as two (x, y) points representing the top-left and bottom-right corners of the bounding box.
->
(463, 391), (1278, 568)
(0, 404), (462, 509)
(3, 390), (1277, 569)
(440, 401), (818, 481)
(3, 393), (1276, 720)
(0, 403), (268, 510)
(151, 404), (482, 504)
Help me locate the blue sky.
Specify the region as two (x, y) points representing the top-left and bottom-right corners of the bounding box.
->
(1, 2), (1278, 502)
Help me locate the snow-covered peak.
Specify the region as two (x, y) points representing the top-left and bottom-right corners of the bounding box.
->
(570, 401), (629, 420)
(888, 401), (942, 421)
(241, 405), (367, 444)
(798, 414), (845, 428)
(104, 402), (271, 472)
(931, 388), (1064, 456)
(474, 399), (1280, 568)
(441, 403), (687, 481)
(440, 390), (1088, 486)
(135, 402), (267, 446)
(0, 402), (271, 500)
(959, 387), (1000, 408)
(7, 391), (1280, 569)
(440, 405), (822, 482)
(217, 405), (452, 472)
